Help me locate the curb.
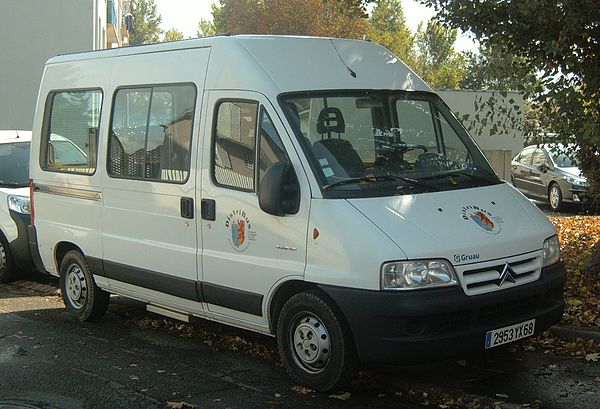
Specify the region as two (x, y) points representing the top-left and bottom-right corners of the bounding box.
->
(550, 324), (600, 341)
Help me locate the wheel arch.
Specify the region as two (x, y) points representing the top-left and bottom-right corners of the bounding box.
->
(267, 279), (352, 335)
(54, 241), (83, 274)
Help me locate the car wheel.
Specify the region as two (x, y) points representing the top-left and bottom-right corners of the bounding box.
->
(277, 291), (357, 391)
(549, 183), (563, 212)
(60, 250), (109, 321)
(0, 234), (17, 283)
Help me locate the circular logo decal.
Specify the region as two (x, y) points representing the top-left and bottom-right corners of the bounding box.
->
(461, 205), (503, 234)
(225, 209), (256, 252)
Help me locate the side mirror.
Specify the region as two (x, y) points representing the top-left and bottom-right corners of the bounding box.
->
(258, 162), (299, 216)
(537, 164), (549, 173)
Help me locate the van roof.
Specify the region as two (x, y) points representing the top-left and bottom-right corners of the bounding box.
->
(0, 130), (32, 143)
(45, 35), (431, 94)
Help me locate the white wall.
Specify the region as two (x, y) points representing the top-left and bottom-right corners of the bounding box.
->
(0, 0), (102, 131)
(437, 89), (525, 158)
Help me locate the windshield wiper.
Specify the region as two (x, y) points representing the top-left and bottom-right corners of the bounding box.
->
(420, 170), (499, 184)
(323, 175), (438, 191)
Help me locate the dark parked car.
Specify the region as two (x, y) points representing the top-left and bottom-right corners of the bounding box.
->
(511, 144), (588, 211)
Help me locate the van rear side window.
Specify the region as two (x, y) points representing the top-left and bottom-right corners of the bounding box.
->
(108, 84), (196, 183)
(41, 90), (103, 174)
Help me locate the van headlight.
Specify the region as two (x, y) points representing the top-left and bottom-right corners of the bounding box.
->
(7, 195), (31, 215)
(543, 235), (561, 267)
(381, 259), (458, 290)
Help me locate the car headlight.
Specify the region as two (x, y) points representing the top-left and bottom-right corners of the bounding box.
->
(7, 195), (31, 215)
(381, 259), (458, 290)
(564, 176), (587, 187)
(543, 235), (560, 267)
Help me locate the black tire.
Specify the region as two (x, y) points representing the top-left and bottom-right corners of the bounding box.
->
(277, 291), (357, 391)
(60, 250), (109, 321)
(0, 234), (17, 283)
(548, 183), (563, 212)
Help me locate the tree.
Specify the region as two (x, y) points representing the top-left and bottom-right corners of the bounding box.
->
(461, 43), (538, 92)
(422, 0), (599, 201)
(129, 0), (162, 45)
(414, 20), (465, 88)
(367, 0), (416, 66)
(208, 0), (370, 39)
(197, 18), (216, 37)
(163, 28), (184, 42)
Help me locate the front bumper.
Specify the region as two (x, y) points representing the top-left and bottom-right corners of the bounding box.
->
(8, 210), (33, 271)
(566, 187), (589, 203)
(318, 262), (565, 365)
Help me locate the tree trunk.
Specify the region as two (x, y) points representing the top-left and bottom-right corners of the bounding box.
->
(585, 240), (600, 274)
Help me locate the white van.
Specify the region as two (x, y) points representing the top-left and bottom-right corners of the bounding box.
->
(0, 130), (33, 282)
(29, 35), (565, 391)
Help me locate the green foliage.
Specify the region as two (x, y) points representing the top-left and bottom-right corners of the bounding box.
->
(459, 92), (525, 140)
(461, 43), (539, 92)
(197, 18), (217, 37)
(163, 28), (184, 42)
(210, 0), (370, 38)
(367, 0), (416, 66)
(413, 21), (465, 88)
(422, 0), (600, 200)
(129, 0), (162, 45)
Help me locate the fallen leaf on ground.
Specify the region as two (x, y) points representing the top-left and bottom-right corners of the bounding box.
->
(291, 385), (314, 395)
(329, 392), (351, 400)
(585, 352), (599, 362)
(166, 402), (195, 409)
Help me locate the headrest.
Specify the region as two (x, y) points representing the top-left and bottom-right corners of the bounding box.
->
(316, 107), (345, 134)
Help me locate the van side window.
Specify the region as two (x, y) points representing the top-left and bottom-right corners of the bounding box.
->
(42, 90), (102, 174)
(213, 101), (258, 191)
(258, 109), (288, 186)
(108, 84), (196, 183)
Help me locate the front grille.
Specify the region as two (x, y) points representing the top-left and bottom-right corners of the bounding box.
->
(458, 253), (542, 296)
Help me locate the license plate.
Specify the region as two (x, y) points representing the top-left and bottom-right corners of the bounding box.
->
(485, 319), (535, 349)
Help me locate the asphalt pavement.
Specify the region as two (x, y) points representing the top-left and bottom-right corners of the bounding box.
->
(1, 278), (598, 409)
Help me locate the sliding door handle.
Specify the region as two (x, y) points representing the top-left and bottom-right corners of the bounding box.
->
(201, 198), (216, 221)
(180, 197), (194, 219)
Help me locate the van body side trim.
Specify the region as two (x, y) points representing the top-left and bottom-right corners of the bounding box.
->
(86, 256), (106, 277)
(103, 260), (200, 302)
(203, 282), (264, 317)
(98, 259), (264, 316)
(34, 184), (102, 201)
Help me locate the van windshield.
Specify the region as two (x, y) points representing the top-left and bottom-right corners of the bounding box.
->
(281, 91), (500, 198)
(0, 142), (30, 188)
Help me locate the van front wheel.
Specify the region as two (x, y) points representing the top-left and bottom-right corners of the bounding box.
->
(60, 250), (109, 322)
(277, 291), (356, 391)
(0, 235), (17, 283)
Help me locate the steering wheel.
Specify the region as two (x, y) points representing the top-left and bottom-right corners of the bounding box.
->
(389, 143), (429, 154)
(416, 152), (461, 171)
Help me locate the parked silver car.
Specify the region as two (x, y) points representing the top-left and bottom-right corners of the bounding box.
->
(511, 144), (588, 211)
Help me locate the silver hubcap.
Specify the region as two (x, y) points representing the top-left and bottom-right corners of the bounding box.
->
(66, 265), (87, 309)
(0, 242), (6, 271)
(290, 313), (331, 374)
(550, 186), (560, 208)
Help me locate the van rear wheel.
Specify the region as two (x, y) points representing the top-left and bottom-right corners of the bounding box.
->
(277, 291), (356, 391)
(60, 250), (109, 321)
